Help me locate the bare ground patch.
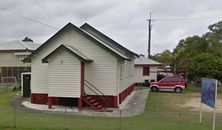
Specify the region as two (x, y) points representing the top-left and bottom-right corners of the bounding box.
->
(179, 93), (222, 113)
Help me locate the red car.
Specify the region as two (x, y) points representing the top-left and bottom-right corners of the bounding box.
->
(150, 76), (185, 93)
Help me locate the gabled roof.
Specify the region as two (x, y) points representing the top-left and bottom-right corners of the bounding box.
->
(80, 23), (139, 57)
(42, 44), (93, 63)
(24, 22), (134, 62)
(135, 57), (162, 66)
(0, 40), (40, 51)
(81, 29), (129, 59)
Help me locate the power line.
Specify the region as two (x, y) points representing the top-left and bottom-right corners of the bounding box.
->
(0, 6), (58, 30)
(153, 15), (222, 22)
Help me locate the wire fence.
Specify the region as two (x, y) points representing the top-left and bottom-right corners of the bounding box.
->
(1, 86), (222, 130)
(1, 106), (222, 130)
(0, 83), (19, 94)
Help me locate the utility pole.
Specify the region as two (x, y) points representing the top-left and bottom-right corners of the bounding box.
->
(146, 12), (153, 58)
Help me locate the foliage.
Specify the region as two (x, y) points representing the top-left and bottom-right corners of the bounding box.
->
(187, 53), (222, 80)
(152, 49), (173, 66)
(153, 20), (222, 81)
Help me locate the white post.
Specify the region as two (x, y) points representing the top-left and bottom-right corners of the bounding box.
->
(199, 103), (202, 124)
(213, 108), (216, 130)
(212, 80), (217, 130)
(200, 80), (203, 124)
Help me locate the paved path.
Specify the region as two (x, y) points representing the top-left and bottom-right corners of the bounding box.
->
(19, 87), (150, 117)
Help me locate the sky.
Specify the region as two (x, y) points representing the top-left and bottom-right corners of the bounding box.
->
(0, 0), (222, 55)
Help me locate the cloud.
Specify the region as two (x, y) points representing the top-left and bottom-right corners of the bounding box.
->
(0, 0), (222, 55)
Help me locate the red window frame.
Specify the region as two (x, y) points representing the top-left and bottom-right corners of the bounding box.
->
(143, 67), (150, 76)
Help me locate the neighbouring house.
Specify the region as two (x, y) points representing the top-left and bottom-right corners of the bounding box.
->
(134, 57), (161, 85)
(0, 39), (39, 84)
(23, 23), (139, 111)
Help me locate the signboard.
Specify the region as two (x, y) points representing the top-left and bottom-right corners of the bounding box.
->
(201, 78), (217, 108)
(200, 78), (217, 130)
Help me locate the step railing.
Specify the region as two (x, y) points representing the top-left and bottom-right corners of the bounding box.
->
(82, 80), (106, 108)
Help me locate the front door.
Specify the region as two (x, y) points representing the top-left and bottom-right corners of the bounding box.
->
(23, 74), (31, 97)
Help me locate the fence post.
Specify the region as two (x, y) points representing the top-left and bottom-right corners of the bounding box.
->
(64, 108), (67, 130)
(178, 112), (181, 130)
(119, 109), (122, 130)
(13, 104), (16, 128)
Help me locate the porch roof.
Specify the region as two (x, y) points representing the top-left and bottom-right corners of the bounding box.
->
(42, 44), (93, 63)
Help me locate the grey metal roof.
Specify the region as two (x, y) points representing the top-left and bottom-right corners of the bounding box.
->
(65, 45), (92, 61)
(0, 40), (40, 51)
(42, 44), (93, 63)
(135, 57), (161, 65)
(80, 23), (139, 57)
(24, 23), (133, 63)
(80, 29), (130, 60)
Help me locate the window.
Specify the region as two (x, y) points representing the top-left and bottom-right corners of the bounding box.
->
(120, 64), (123, 80)
(161, 77), (171, 82)
(127, 61), (130, 75)
(126, 61), (130, 77)
(143, 67), (150, 76)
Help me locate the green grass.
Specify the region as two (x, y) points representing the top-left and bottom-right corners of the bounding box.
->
(0, 86), (222, 130)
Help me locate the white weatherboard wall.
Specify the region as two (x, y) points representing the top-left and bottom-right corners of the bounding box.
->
(134, 66), (158, 83)
(31, 57), (48, 93)
(118, 59), (134, 93)
(0, 52), (31, 67)
(48, 49), (80, 98)
(150, 66), (158, 81)
(31, 28), (117, 96)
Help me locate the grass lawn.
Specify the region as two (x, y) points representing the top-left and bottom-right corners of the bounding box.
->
(0, 86), (222, 130)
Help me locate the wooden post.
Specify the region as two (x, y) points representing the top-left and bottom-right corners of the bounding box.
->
(64, 108), (67, 130)
(114, 96), (118, 108)
(78, 62), (85, 111)
(13, 105), (16, 128)
(81, 62), (85, 93)
(119, 109), (122, 130)
(48, 97), (52, 109)
(78, 98), (82, 111)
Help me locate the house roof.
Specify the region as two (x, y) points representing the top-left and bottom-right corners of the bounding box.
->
(42, 44), (93, 63)
(0, 40), (40, 51)
(24, 22), (137, 62)
(80, 23), (139, 57)
(81, 29), (129, 59)
(135, 57), (162, 66)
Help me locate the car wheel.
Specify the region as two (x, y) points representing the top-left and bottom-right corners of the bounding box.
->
(151, 86), (158, 92)
(175, 87), (182, 93)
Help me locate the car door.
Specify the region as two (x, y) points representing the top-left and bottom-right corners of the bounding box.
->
(170, 77), (178, 87)
(158, 77), (170, 88)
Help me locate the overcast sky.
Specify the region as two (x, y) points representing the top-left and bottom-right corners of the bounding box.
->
(0, 0), (222, 55)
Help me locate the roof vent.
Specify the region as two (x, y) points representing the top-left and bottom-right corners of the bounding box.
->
(22, 37), (33, 42)
(139, 54), (145, 57)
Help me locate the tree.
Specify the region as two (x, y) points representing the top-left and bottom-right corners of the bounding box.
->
(172, 47), (186, 74)
(208, 21), (222, 34)
(152, 50), (173, 67)
(153, 20), (222, 81)
(187, 53), (222, 81)
(205, 21), (222, 57)
(171, 35), (209, 74)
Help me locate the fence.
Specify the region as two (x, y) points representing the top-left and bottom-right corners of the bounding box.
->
(0, 83), (18, 94)
(1, 86), (222, 130)
(1, 107), (222, 130)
